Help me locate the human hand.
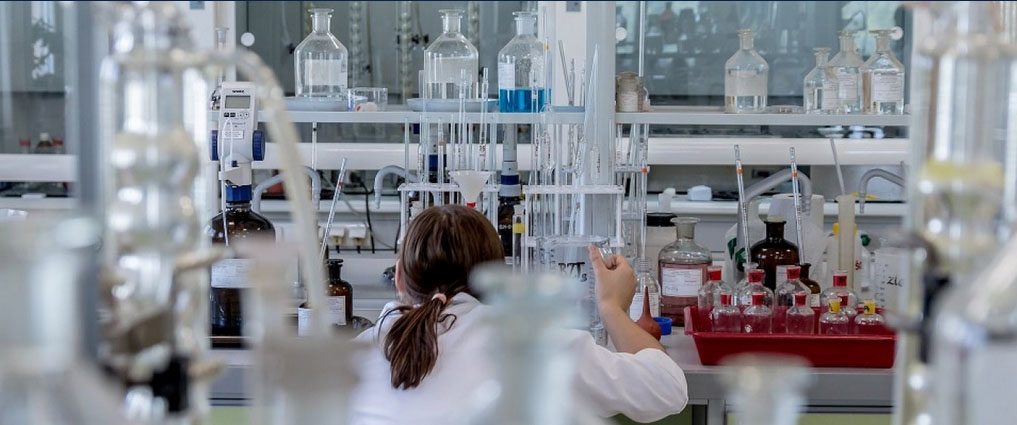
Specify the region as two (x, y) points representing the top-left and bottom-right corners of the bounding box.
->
(588, 244), (637, 314)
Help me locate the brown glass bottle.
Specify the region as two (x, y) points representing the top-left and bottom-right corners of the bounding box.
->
(799, 262), (823, 307)
(749, 218), (799, 291)
(298, 258), (354, 334)
(206, 185), (275, 338)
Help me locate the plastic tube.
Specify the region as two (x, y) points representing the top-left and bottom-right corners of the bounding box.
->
(836, 194), (856, 287)
(251, 166), (321, 213)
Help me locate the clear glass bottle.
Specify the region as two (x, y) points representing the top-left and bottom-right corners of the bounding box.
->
(803, 47), (839, 114)
(820, 271), (859, 319)
(732, 261), (758, 305)
(497, 11), (547, 112)
(710, 291), (742, 333)
(724, 29), (768, 113)
(294, 8), (349, 99)
(826, 31), (864, 114)
(424, 9), (479, 100)
(736, 268), (775, 310)
(697, 266), (729, 329)
(629, 259), (662, 321)
(743, 293), (773, 334)
(819, 297), (851, 335)
(658, 217), (711, 325)
(749, 218), (800, 291)
(785, 292), (815, 334)
(862, 29), (905, 115)
(775, 265), (807, 332)
(207, 185), (277, 339)
(854, 299), (886, 335)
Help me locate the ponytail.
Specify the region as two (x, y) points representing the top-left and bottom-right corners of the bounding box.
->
(384, 294), (458, 389)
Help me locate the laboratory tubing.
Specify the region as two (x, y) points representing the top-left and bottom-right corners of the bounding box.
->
(826, 31), (864, 114)
(630, 259), (662, 321)
(819, 297), (851, 335)
(749, 218), (799, 291)
(820, 271), (859, 317)
(742, 293), (773, 334)
(658, 217), (711, 325)
(804, 47), (838, 114)
(424, 9), (479, 100)
(862, 30), (905, 115)
(497, 11), (547, 112)
(294, 8), (349, 99)
(774, 266), (807, 332)
(736, 268), (774, 310)
(785, 292), (815, 334)
(854, 299), (886, 335)
(724, 29), (768, 113)
(710, 292), (742, 333)
(697, 266), (728, 330)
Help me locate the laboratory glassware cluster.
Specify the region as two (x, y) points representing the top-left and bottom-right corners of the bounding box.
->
(3, 2), (1017, 425)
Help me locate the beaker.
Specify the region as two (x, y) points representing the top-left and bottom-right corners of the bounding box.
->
(539, 235), (611, 346)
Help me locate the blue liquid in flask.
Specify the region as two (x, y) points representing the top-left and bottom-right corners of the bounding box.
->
(498, 88), (550, 113)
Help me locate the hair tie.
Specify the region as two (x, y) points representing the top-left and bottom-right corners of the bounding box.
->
(431, 293), (448, 305)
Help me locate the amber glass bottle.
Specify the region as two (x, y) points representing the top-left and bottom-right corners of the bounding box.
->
(298, 258), (354, 335)
(207, 184), (276, 338)
(799, 262), (823, 307)
(749, 218), (799, 291)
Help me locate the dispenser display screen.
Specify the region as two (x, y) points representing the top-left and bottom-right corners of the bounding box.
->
(224, 95), (251, 109)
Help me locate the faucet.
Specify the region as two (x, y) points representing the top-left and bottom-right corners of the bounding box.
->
(373, 165), (418, 208)
(252, 166), (322, 213)
(858, 168), (905, 213)
(737, 168), (813, 251)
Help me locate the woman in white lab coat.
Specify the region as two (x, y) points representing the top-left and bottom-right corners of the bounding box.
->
(350, 205), (688, 424)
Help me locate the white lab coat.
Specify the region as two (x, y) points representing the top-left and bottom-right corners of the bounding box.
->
(350, 293), (689, 425)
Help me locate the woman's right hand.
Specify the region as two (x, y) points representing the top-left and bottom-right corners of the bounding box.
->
(588, 244), (636, 313)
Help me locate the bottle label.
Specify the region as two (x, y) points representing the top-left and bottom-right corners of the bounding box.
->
(498, 62), (515, 90)
(808, 293), (821, 308)
(821, 78), (840, 110)
(304, 58), (348, 89)
(327, 296), (347, 326)
(211, 259), (253, 289)
(660, 265), (704, 297)
(629, 291), (661, 320)
(775, 265), (792, 285)
(725, 69), (767, 96)
(836, 69), (859, 102)
(871, 74), (903, 103)
(297, 307), (311, 336)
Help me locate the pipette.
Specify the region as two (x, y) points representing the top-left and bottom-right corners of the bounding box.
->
(320, 158), (348, 259)
(734, 145), (752, 267)
(790, 147), (805, 254)
(829, 138), (846, 196)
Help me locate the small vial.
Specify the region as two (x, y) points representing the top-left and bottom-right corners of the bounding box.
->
(775, 265), (806, 332)
(510, 204), (525, 271)
(785, 292), (816, 335)
(742, 293), (773, 334)
(819, 297), (851, 335)
(710, 291), (742, 333)
(736, 268), (774, 311)
(697, 266), (728, 330)
(629, 260), (662, 321)
(855, 299), (887, 335)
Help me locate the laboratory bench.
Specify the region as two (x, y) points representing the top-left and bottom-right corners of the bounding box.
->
(209, 329), (893, 425)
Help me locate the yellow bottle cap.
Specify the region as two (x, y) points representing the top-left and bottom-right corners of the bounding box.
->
(512, 222), (525, 234)
(864, 300), (877, 314)
(828, 298), (841, 313)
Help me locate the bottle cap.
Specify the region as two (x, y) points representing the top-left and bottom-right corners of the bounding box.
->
(748, 269), (764, 284)
(707, 266), (723, 281)
(653, 317), (672, 336)
(513, 204), (524, 215)
(751, 293), (765, 305)
(833, 272), (848, 287)
(39, 132), (50, 141)
(839, 294), (851, 310)
(793, 292), (807, 306)
(225, 184), (253, 202)
(786, 265), (801, 280)
(864, 300), (877, 314)
(646, 212), (678, 227)
(719, 292), (732, 305)
(326, 258), (344, 280)
(828, 297), (842, 313)
(18, 139), (29, 146)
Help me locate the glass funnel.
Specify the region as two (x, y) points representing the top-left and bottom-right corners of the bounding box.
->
(720, 354), (811, 425)
(803, 47), (837, 114)
(424, 9), (479, 99)
(498, 11), (547, 112)
(724, 29), (768, 113)
(294, 8), (349, 99)
(862, 30), (905, 115)
(826, 31), (864, 114)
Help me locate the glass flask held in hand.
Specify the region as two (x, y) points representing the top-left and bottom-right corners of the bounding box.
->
(854, 299), (886, 335)
(775, 265), (806, 332)
(658, 217), (710, 325)
(743, 293), (773, 334)
(710, 291), (742, 333)
(629, 259), (662, 321)
(294, 8), (349, 99)
(785, 292), (815, 334)
(724, 29), (768, 113)
(819, 297), (851, 335)
(697, 266), (728, 331)
(736, 268), (774, 311)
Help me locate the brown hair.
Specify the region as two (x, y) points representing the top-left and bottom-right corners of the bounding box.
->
(383, 205), (504, 389)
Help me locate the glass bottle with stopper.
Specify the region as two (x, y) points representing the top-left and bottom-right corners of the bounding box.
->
(710, 291), (742, 333)
(658, 217), (711, 325)
(862, 29), (905, 115)
(697, 266), (729, 330)
(294, 8), (349, 100)
(785, 292), (815, 334)
(724, 29), (768, 113)
(826, 31), (864, 114)
(737, 268), (774, 310)
(750, 218), (799, 291)
(743, 293), (773, 334)
(630, 259), (662, 321)
(803, 47), (838, 114)
(424, 9), (479, 99)
(497, 11), (547, 112)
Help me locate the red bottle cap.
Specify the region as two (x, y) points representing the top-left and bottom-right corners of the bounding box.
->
(840, 294), (851, 308)
(793, 292), (807, 306)
(18, 139), (29, 146)
(748, 269), (764, 284)
(786, 266), (800, 280)
(833, 272), (848, 287)
(54, 139), (64, 146)
(720, 293), (732, 305)
(751, 293), (765, 305)
(708, 266), (723, 281)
